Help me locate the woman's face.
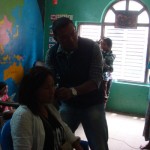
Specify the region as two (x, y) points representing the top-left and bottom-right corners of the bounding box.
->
(36, 75), (55, 104)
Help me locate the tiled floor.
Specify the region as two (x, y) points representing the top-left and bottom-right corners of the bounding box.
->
(75, 112), (147, 150)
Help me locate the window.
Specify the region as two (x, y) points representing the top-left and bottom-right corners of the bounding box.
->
(78, 0), (150, 83)
(105, 26), (148, 82)
(78, 24), (101, 41)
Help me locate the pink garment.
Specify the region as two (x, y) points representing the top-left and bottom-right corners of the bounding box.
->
(0, 94), (11, 112)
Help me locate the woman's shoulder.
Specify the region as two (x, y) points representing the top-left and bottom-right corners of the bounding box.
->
(11, 105), (34, 127)
(12, 105), (32, 119)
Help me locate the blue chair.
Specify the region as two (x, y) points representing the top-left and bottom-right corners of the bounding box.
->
(1, 119), (13, 150)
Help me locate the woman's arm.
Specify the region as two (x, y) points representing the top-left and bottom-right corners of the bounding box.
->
(10, 108), (33, 150)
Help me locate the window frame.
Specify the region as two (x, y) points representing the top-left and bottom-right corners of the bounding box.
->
(102, 0), (150, 83)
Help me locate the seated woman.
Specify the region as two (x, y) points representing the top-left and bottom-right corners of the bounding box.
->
(10, 66), (83, 150)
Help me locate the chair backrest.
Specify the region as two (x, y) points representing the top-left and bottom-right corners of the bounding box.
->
(1, 119), (13, 150)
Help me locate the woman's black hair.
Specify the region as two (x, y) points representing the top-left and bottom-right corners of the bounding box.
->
(18, 66), (54, 115)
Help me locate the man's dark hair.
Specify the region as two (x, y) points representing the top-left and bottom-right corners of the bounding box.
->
(103, 38), (112, 49)
(18, 66), (54, 115)
(52, 17), (74, 36)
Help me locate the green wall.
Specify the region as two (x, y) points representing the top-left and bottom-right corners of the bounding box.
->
(44, 0), (150, 117)
(107, 82), (149, 117)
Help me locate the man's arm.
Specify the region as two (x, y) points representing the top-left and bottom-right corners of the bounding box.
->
(75, 42), (103, 95)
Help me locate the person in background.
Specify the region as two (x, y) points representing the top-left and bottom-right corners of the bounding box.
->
(0, 82), (14, 122)
(45, 17), (109, 150)
(10, 66), (83, 150)
(98, 38), (115, 106)
(140, 62), (150, 150)
(0, 82), (13, 112)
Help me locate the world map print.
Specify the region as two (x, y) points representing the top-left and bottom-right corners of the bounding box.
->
(0, 0), (43, 100)
(0, 15), (24, 84)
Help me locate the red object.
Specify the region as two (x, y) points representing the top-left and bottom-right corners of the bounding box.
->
(53, 0), (58, 5)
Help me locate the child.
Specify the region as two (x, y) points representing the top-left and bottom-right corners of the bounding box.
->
(0, 82), (14, 122)
(99, 38), (115, 105)
(0, 82), (13, 112)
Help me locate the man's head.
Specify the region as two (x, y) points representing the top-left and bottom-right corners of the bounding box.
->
(52, 17), (78, 51)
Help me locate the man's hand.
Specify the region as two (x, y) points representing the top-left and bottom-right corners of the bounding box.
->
(55, 87), (73, 100)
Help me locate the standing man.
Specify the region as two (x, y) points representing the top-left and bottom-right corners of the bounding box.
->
(45, 17), (109, 150)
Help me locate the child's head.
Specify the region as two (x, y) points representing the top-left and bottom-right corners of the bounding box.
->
(0, 82), (8, 96)
(100, 38), (112, 51)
